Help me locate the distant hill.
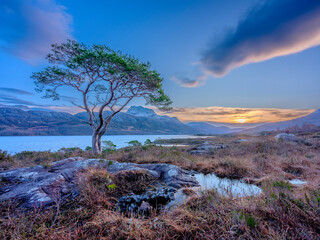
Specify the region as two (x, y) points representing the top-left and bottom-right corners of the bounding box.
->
(186, 122), (236, 135)
(4, 104), (316, 136)
(0, 106), (88, 136)
(242, 109), (320, 134)
(75, 106), (197, 135)
(0, 105), (198, 136)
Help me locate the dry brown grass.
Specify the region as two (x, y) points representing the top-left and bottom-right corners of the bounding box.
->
(1, 177), (319, 239)
(2, 132), (320, 185)
(1, 132), (320, 239)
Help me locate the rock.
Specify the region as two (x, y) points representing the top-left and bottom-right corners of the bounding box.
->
(0, 157), (199, 209)
(275, 133), (311, 145)
(139, 201), (152, 212)
(107, 162), (198, 188)
(188, 143), (227, 155)
(234, 139), (248, 143)
(275, 133), (297, 142)
(117, 183), (176, 212)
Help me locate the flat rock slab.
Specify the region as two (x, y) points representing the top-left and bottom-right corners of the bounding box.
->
(188, 143), (227, 155)
(0, 158), (199, 209)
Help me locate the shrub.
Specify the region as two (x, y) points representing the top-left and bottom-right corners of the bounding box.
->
(0, 150), (13, 162)
(103, 140), (116, 152)
(128, 140), (142, 147)
(144, 139), (152, 145)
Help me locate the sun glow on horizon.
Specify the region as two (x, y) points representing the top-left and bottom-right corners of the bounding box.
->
(235, 118), (248, 123)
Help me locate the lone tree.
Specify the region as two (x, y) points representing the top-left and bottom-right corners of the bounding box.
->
(32, 40), (172, 154)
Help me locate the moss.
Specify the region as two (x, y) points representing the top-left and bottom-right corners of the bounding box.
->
(107, 184), (116, 190)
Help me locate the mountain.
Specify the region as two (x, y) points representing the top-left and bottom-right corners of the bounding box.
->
(205, 121), (264, 129)
(126, 106), (158, 118)
(0, 107), (89, 136)
(75, 106), (197, 135)
(242, 109), (320, 134)
(0, 104), (55, 112)
(0, 105), (197, 136)
(187, 122), (236, 135)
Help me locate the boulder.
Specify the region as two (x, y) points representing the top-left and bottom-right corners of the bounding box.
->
(138, 201), (153, 213)
(275, 133), (297, 142)
(118, 183), (176, 212)
(0, 157), (198, 209)
(188, 143), (227, 155)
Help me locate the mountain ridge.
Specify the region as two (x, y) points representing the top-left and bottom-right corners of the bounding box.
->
(0, 105), (197, 136)
(241, 109), (320, 134)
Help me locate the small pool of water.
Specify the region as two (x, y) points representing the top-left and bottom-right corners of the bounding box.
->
(156, 144), (190, 147)
(167, 173), (262, 208)
(289, 179), (307, 185)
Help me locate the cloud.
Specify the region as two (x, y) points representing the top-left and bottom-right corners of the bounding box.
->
(169, 108), (252, 116)
(201, 0), (320, 77)
(160, 106), (315, 123)
(60, 95), (79, 102)
(0, 87), (33, 95)
(171, 75), (207, 88)
(0, 0), (73, 63)
(0, 94), (80, 111)
(0, 94), (38, 105)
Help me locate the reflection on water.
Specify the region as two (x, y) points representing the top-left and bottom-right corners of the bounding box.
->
(167, 173), (262, 208)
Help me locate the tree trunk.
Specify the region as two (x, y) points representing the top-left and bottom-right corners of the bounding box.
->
(98, 135), (102, 153)
(92, 132), (102, 155)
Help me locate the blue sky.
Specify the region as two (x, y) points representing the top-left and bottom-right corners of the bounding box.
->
(0, 0), (319, 123)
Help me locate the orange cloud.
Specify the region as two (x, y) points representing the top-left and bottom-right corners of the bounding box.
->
(42, 105), (315, 124)
(156, 107), (315, 123)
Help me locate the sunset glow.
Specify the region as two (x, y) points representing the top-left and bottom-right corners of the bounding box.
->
(235, 119), (248, 124)
(157, 107), (315, 123)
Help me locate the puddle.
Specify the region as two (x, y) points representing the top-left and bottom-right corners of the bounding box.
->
(289, 179), (307, 185)
(156, 144), (190, 147)
(167, 173), (262, 208)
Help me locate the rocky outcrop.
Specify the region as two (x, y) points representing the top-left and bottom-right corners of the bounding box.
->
(117, 183), (176, 212)
(275, 133), (297, 142)
(275, 133), (312, 145)
(0, 158), (199, 209)
(188, 142), (227, 155)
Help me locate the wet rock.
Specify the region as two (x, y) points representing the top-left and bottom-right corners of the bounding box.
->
(108, 162), (199, 188)
(0, 157), (198, 209)
(139, 201), (152, 213)
(117, 183), (176, 212)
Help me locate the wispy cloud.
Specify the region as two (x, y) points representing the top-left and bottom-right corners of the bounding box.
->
(160, 106), (315, 123)
(0, 0), (73, 63)
(201, 0), (320, 77)
(0, 94), (38, 105)
(170, 75), (207, 88)
(0, 87), (33, 95)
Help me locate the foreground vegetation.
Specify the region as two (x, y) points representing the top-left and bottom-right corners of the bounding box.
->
(0, 132), (320, 239)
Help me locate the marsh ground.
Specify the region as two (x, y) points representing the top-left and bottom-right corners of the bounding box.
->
(0, 132), (320, 239)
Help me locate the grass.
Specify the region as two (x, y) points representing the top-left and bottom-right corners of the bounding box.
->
(1, 180), (319, 239)
(0, 132), (320, 239)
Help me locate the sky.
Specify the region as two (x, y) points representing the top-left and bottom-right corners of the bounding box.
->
(0, 0), (320, 123)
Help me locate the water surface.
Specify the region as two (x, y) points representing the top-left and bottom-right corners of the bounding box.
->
(167, 173), (262, 208)
(0, 135), (197, 153)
